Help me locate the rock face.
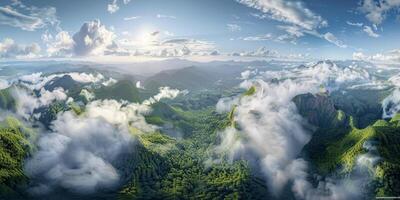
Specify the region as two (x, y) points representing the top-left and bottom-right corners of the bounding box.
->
(293, 93), (346, 129)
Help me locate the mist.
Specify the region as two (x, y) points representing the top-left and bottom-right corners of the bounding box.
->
(213, 61), (378, 199)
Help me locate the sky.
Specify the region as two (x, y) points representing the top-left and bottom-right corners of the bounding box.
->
(0, 0), (400, 63)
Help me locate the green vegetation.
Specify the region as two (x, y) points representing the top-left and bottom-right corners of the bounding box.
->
(293, 93), (347, 129)
(145, 102), (194, 137)
(38, 101), (67, 127)
(0, 87), (16, 110)
(304, 111), (400, 197)
(95, 80), (141, 102)
(243, 86), (256, 96)
(120, 108), (269, 199)
(0, 117), (33, 199)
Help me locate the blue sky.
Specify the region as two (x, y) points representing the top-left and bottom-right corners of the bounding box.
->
(0, 0), (400, 62)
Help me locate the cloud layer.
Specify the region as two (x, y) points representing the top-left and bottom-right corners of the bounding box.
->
(213, 61), (380, 199)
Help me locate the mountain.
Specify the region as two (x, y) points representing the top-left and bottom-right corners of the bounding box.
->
(143, 65), (245, 93)
(0, 87), (16, 110)
(293, 92), (347, 129)
(94, 80), (141, 102)
(0, 117), (33, 199)
(144, 66), (219, 92)
(44, 75), (82, 92)
(330, 89), (390, 128)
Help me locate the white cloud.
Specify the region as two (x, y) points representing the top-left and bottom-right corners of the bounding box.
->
(240, 0), (327, 30)
(17, 72), (105, 93)
(363, 25), (380, 38)
(0, 38), (41, 58)
(382, 89), (400, 118)
(68, 72), (104, 83)
(43, 19), (218, 58)
(346, 21), (363, 27)
(38, 87), (68, 106)
(227, 23), (242, 32)
(359, 0), (400, 25)
(107, 0), (119, 14)
(43, 20), (116, 57)
(102, 78), (117, 86)
(212, 62), (376, 198)
(144, 87), (183, 105)
(240, 0), (350, 48)
(0, 1), (58, 31)
(323, 32), (347, 48)
(353, 49), (400, 63)
(229, 46), (309, 60)
(10, 86), (67, 119)
(42, 31), (74, 57)
(72, 20), (116, 56)
(135, 81), (144, 89)
(240, 34), (272, 41)
(0, 79), (9, 90)
(24, 110), (132, 194)
(80, 89), (95, 101)
(230, 46), (279, 57)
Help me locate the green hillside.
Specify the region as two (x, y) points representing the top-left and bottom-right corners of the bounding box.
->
(293, 93), (347, 129)
(144, 67), (220, 92)
(0, 117), (34, 199)
(0, 87), (16, 111)
(94, 80), (141, 103)
(120, 109), (269, 199)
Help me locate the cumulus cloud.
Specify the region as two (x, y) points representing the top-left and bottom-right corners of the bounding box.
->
(382, 88), (400, 118)
(72, 20), (116, 56)
(107, 0), (119, 14)
(42, 31), (74, 57)
(230, 46), (279, 57)
(17, 72), (105, 92)
(24, 111), (133, 194)
(359, 0), (400, 25)
(80, 89), (95, 101)
(0, 38), (41, 58)
(68, 72), (104, 83)
(43, 19), (219, 58)
(323, 32), (347, 48)
(0, 1), (59, 31)
(240, 69), (258, 80)
(135, 81), (144, 89)
(212, 63), (377, 198)
(144, 87), (183, 105)
(102, 78), (117, 86)
(229, 46), (309, 60)
(44, 20), (116, 57)
(363, 25), (380, 38)
(353, 49), (400, 64)
(125, 38), (217, 57)
(18, 75), (183, 194)
(10, 86), (67, 119)
(10, 72), (107, 117)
